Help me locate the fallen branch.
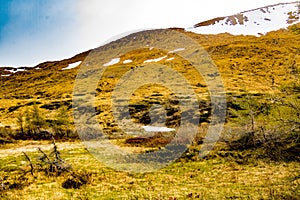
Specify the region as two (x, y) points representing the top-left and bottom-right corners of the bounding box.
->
(22, 152), (34, 176)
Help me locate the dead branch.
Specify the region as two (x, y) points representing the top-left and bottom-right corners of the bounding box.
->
(22, 152), (34, 176)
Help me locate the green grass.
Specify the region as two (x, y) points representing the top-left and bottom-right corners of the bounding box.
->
(0, 141), (299, 199)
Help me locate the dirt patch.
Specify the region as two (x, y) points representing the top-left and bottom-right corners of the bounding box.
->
(0, 141), (85, 158)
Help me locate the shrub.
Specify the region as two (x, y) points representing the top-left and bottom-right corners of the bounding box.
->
(62, 171), (92, 189)
(51, 106), (72, 139)
(0, 127), (14, 144)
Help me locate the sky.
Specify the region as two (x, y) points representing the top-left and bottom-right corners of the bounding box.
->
(0, 0), (295, 67)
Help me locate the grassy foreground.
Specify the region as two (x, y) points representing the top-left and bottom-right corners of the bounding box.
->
(0, 140), (299, 200)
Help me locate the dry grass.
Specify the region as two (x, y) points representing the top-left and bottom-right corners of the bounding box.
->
(0, 25), (299, 128)
(0, 23), (299, 199)
(0, 141), (299, 199)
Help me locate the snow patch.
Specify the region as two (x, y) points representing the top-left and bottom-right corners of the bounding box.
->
(166, 57), (175, 61)
(123, 59), (133, 64)
(103, 58), (120, 66)
(143, 56), (167, 63)
(142, 126), (176, 132)
(188, 2), (300, 36)
(1, 74), (10, 77)
(168, 48), (185, 54)
(4, 68), (26, 73)
(62, 61), (82, 70)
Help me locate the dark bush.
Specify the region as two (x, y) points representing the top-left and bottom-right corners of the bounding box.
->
(62, 171), (92, 189)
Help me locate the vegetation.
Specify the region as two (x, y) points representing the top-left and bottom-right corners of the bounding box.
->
(0, 143), (299, 199)
(0, 103), (75, 142)
(0, 24), (300, 199)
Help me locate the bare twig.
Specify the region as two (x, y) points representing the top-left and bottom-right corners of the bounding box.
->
(50, 136), (65, 163)
(22, 152), (34, 176)
(37, 148), (51, 164)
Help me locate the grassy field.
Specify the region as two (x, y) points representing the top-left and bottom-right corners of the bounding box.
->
(0, 140), (299, 200)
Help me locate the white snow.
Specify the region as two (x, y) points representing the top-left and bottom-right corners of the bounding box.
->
(62, 61), (82, 70)
(1, 74), (10, 77)
(149, 47), (154, 51)
(4, 68), (26, 73)
(188, 2), (300, 36)
(166, 57), (175, 61)
(143, 56), (167, 63)
(142, 126), (176, 132)
(103, 58), (120, 66)
(168, 48), (185, 54)
(123, 59), (133, 64)
(35, 67), (41, 70)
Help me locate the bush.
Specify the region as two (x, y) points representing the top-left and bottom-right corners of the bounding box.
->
(0, 127), (14, 144)
(14, 103), (76, 140)
(62, 171), (92, 189)
(227, 91), (300, 161)
(50, 106), (72, 139)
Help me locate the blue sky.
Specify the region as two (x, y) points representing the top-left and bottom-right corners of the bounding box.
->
(0, 0), (79, 67)
(0, 1), (9, 30)
(0, 0), (294, 67)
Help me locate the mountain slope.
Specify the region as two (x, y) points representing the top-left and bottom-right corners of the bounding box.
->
(0, 2), (300, 128)
(187, 1), (300, 36)
(0, 24), (300, 128)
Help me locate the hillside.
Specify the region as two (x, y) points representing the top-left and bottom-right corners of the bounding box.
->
(0, 3), (300, 199)
(0, 23), (299, 128)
